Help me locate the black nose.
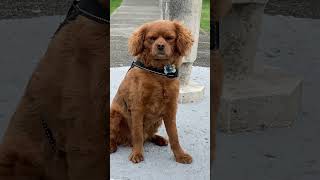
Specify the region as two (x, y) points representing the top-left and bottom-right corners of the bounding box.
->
(157, 44), (165, 51)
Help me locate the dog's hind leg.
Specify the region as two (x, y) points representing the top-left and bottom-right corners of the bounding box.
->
(149, 135), (168, 146)
(110, 108), (123, 153)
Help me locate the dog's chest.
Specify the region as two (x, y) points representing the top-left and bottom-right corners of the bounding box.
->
(144, 82), (177, 117)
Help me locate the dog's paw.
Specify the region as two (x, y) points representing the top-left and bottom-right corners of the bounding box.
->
(175, 152), (193, 164)
(150, 135), (168, 146)
(129, 151), (144, 163)
(110, 141), (117, 154)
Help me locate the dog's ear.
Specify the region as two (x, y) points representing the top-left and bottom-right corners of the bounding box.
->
(128, 24), (148, 56)
(173, 21), (194, 56)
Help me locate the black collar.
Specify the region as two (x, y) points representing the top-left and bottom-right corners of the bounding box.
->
(129, 61), (179, 79)
(78, 0), (109, 24)
(54, 0), (108, 35)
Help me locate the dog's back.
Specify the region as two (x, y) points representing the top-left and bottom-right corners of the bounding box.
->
(0, 2), (108, 178)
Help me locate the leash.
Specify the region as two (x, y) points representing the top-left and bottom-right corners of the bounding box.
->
(129, 61), (179, 79)
(41, 114), (57, 152)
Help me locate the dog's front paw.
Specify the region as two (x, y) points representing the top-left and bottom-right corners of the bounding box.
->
(129, 151), (144, 163)
(175, 152), (192, 164)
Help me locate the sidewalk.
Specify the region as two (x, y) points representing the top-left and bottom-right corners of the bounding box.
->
(110, 0), (210, 68)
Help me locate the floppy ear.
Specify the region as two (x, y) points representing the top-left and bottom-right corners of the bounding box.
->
(173, 21), (194, 56)
(128, 24), (148, 56)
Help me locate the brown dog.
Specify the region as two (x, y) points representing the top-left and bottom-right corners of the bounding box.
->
(110, 20), (194, 164)
(0, 0), (108, 179)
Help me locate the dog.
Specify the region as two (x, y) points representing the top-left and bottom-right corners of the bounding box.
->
(110, 20), (194, 164)
(0, 0), (108, 179)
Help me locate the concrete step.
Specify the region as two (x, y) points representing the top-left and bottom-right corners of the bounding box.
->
(219, 67), (302, 133)
(198, 42), (210, 50)
(199, 33), (210, 43)
(117, 6), (159, 12)
(111, 23), (142, 29)
(111, 13), (160, 20)
(112, 11), (160, 17)
(121, 0), (159, 7)
(111, 18), (157, 25)
(197, 50), (210, 58)
(111, 29), (136, 38)
(110, 35), (128, 42)
(111, 42), (128, 51)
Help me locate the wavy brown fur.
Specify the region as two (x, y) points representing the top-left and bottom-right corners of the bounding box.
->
(0, 13), (108, 180)
(110, 20), (194, 164)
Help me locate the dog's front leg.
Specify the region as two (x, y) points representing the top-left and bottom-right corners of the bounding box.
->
(129, 110), (144, 163)
(163, 108), (192, 164)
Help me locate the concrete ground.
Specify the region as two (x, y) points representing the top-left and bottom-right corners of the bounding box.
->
(213, 15), (320, 180)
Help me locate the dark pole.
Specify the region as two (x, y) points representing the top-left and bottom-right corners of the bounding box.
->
(211, 0), (231, 163)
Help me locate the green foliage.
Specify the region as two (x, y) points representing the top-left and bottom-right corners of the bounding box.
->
(200, 0), (210, 32)
(110, 0), (123, 14)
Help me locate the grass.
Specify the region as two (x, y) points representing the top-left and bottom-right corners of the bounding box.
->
(110, 0), (123, 15)
(110, 0), (210, 32)
(200, 0), (210, 32)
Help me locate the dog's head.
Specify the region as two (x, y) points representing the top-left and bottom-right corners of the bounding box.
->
(128, 20), (193, 67)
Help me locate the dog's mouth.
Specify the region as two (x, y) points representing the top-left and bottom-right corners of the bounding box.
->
(154, 52), (169, 60)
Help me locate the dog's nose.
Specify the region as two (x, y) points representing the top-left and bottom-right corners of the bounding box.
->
(157, 44), (165, 51)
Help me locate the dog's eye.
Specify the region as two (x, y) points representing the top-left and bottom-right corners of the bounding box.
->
(165, 36), (175, 41)
(149, 36), (157, 41)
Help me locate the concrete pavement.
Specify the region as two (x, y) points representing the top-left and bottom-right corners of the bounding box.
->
(0, 16), (63, 139)
(213, 15), (320, 180)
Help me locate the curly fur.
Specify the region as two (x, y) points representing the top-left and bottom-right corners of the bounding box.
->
(110, 20), (194, 164)
(0, 7), (108, 180)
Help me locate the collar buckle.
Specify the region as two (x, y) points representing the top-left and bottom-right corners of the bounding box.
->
(130, 61), (179, 78)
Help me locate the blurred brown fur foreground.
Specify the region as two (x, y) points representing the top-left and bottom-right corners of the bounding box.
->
(211, 0), (231, 161)
(0, 0), (108, 179)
